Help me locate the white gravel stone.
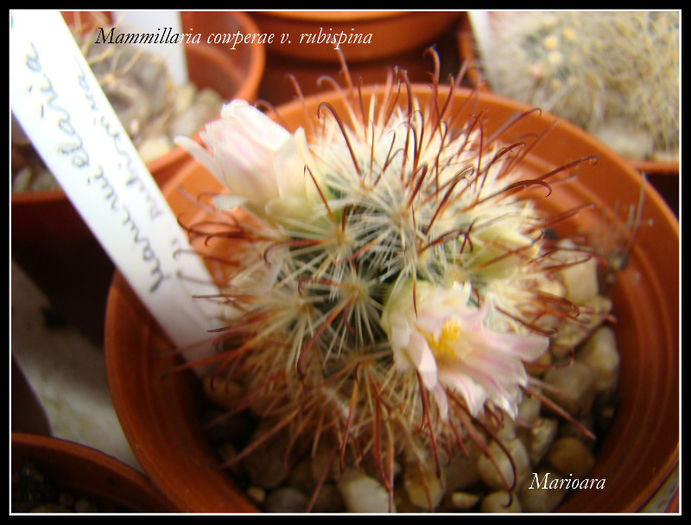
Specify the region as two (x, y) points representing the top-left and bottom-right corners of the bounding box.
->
(449, 491), (481, 510)
(246, 486), (266, 505)
(403, 462), (446, 510)
(287, 458), (314, 493)
(558, 414), (595, 442)
(543, 361), (596, 418)
(518, 470), (567, 512)
(554, 295), (613, 350)
(576, 325), (620, 394)
(74, 498), (99, 513)
(476, 438), (532, 491)
(443, 449), (481, 492)
(517, 395), (542, 427)
(546, 436), (596, 478)
(524, 417), (559, 465)
(264, 487), (309, 513)
(337, 468), (394, 513)
(495, 418), (517, 441)
(480, 490), (522, 513)
(242, 428), (291, 489)
(137, 135), (174, 163)
(559, 251), (599, 304)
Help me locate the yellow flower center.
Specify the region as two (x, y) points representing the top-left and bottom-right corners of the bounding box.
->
(425, 319), (464, 362)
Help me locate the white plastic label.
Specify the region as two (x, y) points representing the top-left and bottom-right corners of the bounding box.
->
(467, 11), (491, 62)
(10, 10), (219, 361)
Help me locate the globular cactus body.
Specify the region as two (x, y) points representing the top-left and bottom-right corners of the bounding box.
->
(475, 11), (679, 162)
(177, 54), (622, 511)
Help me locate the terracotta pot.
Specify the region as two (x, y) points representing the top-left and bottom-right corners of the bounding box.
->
(456, 13), (680, 177)
(12, 433), (176, 512)
(179, 11), (266, 102)
(251, 10), (462, 106)
(104, 84), (679, 513)
(251, 11), (461, 63)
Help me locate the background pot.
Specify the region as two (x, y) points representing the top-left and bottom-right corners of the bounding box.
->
(250, 10), (462, 106)
(105, 85), (678, 513)
(11, 11), (264, 344)
(456, 12), (680, 182)
(12, 432), (176, 512)
(251, 11), (460, 63)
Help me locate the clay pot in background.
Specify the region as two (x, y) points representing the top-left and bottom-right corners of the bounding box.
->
(104, 84), (678, 513)
(250, 10), (463, 106)
(11, 11), (265, 345)
(179, 10), (266, 93)
(251, 11), (460, 63)
(12, 433), (177, 513)
(456, 12), (680, 184)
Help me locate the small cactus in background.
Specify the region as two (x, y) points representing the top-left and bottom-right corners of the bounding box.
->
(11, 19), (223, 193)
(472, 11), (679, 163)
(76, 26), (224, 162)
(177, 53), (624, 511)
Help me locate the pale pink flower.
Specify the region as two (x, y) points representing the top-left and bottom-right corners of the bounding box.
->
(175, 99), (323, 224)
(381, 280), (549, 419)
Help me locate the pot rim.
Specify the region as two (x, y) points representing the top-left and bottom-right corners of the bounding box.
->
(252, 10), (462, 64)
(11, 432), (176, 512)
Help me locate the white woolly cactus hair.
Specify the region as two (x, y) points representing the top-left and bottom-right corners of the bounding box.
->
(176, 50), (616, 511)
(475, 11), (679, 162)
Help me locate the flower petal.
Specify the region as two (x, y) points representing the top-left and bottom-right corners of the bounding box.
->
(431, 384), (449, 421)
(213, 193), (247, 211)
(220, 100), (290, 150)
(406, 331), (438, 389)
(437, 368), (487, 417)
(381, 278), (549, 420)
(174, 135), (225, 183)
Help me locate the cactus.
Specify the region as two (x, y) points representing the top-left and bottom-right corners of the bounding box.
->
(473, 11), (679, 163)
(177, 52), (625, 511)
